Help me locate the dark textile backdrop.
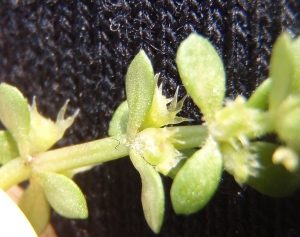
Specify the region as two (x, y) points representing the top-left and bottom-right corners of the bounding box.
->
(1, 0), (300, 236)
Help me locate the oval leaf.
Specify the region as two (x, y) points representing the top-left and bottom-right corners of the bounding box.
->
(176, 33), (225, 122)
(246, 142), (300, 197)
(269, 32), (294, 111)
(171, 137), (223, 215)
(126, 50), (155, 140)
(108, 101), (129, 136)
(0, 83), (30, 157)
(19, 179), (50, 234)
(130, 150), (164, 233)
(33, 171), (88, 219)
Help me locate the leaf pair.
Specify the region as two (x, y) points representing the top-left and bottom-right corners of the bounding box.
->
(170, 33), (225, 214)
(110, 49), (193, 232)
(0, 84), (88, 234)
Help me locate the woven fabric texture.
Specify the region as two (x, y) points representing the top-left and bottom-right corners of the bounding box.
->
(0, 0), (300, 236)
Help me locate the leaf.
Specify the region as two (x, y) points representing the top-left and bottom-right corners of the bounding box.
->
(171, 136), (222, 215)
(269, 32), (294, 111)
(176, 33), (226, 123)
(290, 36), (300, 93)
(246, 142), (300, 197)
(275, 94), (300, 152)
(247, 78), (272, 110)
(0, 131), (19, 164)
(130, 150), (164, 233)
(108, 101), (129, 136)
(167, 149), (197, 179)
(126, 50), (155, 140)
(19, 179), (50, 234)
(33, 171), (88, 219)
(0, 83), (30, 157)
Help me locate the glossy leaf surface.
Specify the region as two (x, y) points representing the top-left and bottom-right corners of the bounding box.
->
(126, 50), (155, 140)
(0, 83), (30, 157)
(34, 171), (88, 219)
(171, 137), (222, 214)
(108, 101), (129, 136)
(130, 150), (164, 233)
(0, 131), (19, 164)
(176, 33), (225, 122)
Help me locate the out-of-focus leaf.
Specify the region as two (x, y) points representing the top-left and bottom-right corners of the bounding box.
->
(275, 94), (300, 152)
(0, 131), (19, 164)
(247, 78), (272, 110)
(0, 83), (30, 157)
(291, 36), (300, 93)
(19, 179), (50, 235)
(176, 33), (225, 123)
(126, 50), (155, 140)
(130, 150), (164, 233)
(269, 33), (294, 111)
(246, 142), (300, 197)
(108, 101), (129, 136)
(33, 171), (88, 219)
(171, 137), (222, 214)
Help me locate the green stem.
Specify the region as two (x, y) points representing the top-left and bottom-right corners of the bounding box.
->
(32, 134), (129, 172)
(0, 125), (207, 190)
(0, 158), (31, 191)
(168, 125), (208, 150)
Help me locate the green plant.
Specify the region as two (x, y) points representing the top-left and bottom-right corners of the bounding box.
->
(0, 31), (299, 235)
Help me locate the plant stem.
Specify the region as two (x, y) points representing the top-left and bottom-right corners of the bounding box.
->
(169, 125), (208, 150)
(0, 158), (31, 191)
(32, 134), (129, 172)
(0, 125), (207, 190)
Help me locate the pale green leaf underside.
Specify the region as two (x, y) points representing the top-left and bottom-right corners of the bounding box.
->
(0, 83), (30, 157)
(19, 179), (50, 234)
(126, 50), (155, 140)
(0, 131), (19, 164)
(176, 33), (225, 122)
(108, 100), (129, 136)
(33, 171), (88, 219)
(130, 150), (164, 233)
(269, 32), (294, 111)
(171, 137), (223, 215)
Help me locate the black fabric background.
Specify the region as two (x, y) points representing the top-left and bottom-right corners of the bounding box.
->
(1, 0), (300, 236)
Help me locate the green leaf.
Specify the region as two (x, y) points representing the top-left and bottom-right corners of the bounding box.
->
(108, 101), (129, 136)
(0, 131), (19, 164)
(0, 83), (30, 157)
(247, 78), (272, 110)
(291, 36), (300, 93)
(246, 142), (300, 197)
(176, 33), (225, 122)
(275, 94), (300, 152)
(167, 149), (197, 179)
(33, 171), (88, 219)
(130, 150), (164, 233)
(269, 32), (294, 111)
(171, 137), (222, 215)
(126, 50), (155, 140)
(19, 179), (50, 235)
